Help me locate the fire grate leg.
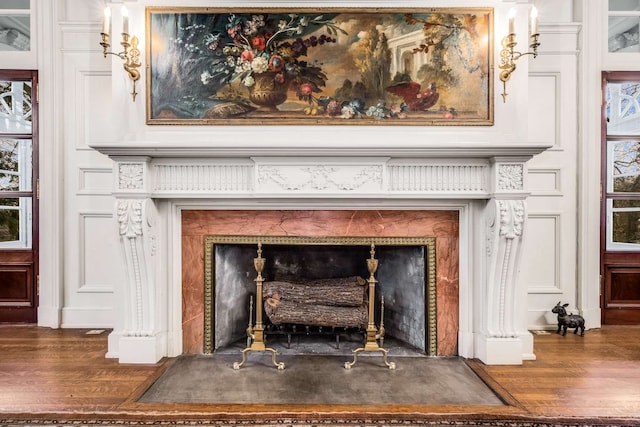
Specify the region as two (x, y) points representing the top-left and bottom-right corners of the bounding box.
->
(234, 243), (285, 370)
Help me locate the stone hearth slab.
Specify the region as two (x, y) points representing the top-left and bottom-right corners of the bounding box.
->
(138, 354), (504, 406)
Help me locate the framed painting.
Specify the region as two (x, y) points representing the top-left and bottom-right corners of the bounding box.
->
(146, 7), (494, 125)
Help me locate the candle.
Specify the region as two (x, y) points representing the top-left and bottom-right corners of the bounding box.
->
(508, 8), (516, 35)
(121, 5), (129, 35)
(530, 6), (539, 36)
(102, 6), (111, 36)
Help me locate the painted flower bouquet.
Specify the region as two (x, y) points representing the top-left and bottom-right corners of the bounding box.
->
(181, 13), (345, 109)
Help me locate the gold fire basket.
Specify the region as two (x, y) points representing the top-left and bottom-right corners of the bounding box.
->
(233, 243), (285, 370)
(344, 243), (396, 370)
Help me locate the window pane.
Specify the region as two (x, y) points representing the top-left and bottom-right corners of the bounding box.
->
(0, 197), (31, 248)
(0, 15), (30, 52)
(609, 17), (640, 52)
(0, 80), (32, 133)
(609, 0), (640, 11)
(609, 16), (640, 52)
(606, 82), (640, 135)
(612, 208), (640, 244)
(608, 140), (640, 192)
(613, 199), (640, 208)
(0, 139), (31, 191)
(0, 0), (30, 51)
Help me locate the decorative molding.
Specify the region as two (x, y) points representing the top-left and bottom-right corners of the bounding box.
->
(497, 164), (524, 191)
(153, 163), (253, 193)
(0, 415), (618, 427)
(525, 213), (561, 292)
(117, 200), (143, 238)
(257, 164), (383, 192)
(203, 235), (438, 356)
(150, 160), (495, 197)
(90, 142), (552, 159)
(77, 166), (113, 195)
(388, 164), (488, 193)
(485, 199), (527, 339)
(486, 208), (496, 259)
(498, 199), (525, 238)
(69, 69), (112, 151)
(116, 199), (154, 338)
(528, 73), (560, 149)
(78, 211), (115, 293)
(118, 163), (144, 190)
(527, 168), (562, 196)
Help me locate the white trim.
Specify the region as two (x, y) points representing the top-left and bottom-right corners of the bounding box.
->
(577, 1), (604, 330)
(77, 166), (113, 195)
(36, 0), (63, 328)
(78, 211), (116, 293)
(526, 212), (562, 291)
(60, 307), (113, 328)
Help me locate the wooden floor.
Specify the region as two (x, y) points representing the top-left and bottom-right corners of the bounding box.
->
(1, 324), (639, 425)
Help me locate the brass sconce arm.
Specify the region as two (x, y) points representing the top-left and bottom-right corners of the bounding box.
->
(100, 32), (141, 101)
(99, 6), (141, 102)
(499, 6), (540, 103)
(499, 32), (540, 103)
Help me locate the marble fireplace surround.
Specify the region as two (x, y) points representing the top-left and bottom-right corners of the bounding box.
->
(90, 141), (549, 365)
(182, 210), (455, 356)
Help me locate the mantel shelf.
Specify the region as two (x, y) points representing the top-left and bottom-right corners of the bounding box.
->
(89, 141), (552, 160)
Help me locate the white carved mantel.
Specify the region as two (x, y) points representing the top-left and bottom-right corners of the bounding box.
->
(90, 141), (550, 365)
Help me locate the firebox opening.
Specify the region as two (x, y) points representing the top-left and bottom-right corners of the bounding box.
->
(204, 236), (437, 357)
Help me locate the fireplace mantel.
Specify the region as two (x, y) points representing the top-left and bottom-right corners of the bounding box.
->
(90, 140), (551, 365)
(92, 140), (550, 159)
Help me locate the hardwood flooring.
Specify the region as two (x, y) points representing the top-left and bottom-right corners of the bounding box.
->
(0, 324), (639, 425)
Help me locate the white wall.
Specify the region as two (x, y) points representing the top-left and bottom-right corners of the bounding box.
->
(522, 0), (582, 329)
(49, 0), (124, 328)
(21, 0), (603, 333)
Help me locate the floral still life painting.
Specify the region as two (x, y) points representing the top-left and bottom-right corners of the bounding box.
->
(146, 8), (493, 125)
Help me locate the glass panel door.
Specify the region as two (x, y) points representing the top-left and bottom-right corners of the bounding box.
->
(0, 81), (32, 249)
(602, 71), (640, 324)
(0, 70), (37, 323)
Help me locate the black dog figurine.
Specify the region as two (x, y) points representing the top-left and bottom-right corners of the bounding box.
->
(551, 302), (585, 336)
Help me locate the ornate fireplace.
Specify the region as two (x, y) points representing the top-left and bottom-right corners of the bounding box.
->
(90, 141), (549, 365)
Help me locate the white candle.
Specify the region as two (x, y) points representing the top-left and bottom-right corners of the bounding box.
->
(508, 8), (516, 35)
(530, 6), (539, 36)
(102, 6), (111, 35)
(121, 5), (129, 35)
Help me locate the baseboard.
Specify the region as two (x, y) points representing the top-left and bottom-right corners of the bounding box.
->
(60, 307), (113, 328)
(37, 306), (62, 328)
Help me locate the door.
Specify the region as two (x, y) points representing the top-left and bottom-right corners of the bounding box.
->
(0, 70), (38, 323)
(601, 71), (640, 324)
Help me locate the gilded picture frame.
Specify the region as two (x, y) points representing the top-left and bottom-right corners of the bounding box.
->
(146, 7), (494, 126)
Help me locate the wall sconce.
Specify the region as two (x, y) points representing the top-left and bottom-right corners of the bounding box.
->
(498, 6), (540, 102)
(99, 6), (141, 101)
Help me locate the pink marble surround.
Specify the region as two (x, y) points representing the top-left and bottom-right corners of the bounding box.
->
(181, 210), (459, 356)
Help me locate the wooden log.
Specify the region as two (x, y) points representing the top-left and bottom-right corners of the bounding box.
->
(263, 276), (366, 307)
(306, 276), (367, 287)
(264, 298), (368, 328)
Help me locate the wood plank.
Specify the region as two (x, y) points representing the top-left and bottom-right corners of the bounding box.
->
(0, 325), (639, 423)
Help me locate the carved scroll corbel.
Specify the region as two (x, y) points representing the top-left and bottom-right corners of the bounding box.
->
(117, 198), (157, 338)
(485, 198), (526, 339)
